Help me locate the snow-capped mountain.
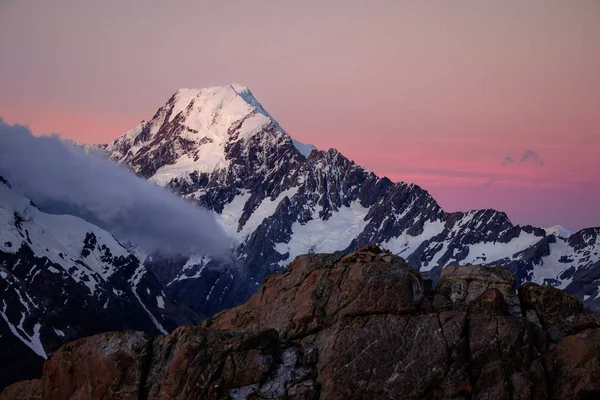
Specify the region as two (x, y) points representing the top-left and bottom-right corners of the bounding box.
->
(101, 84), (600, 316)
(0, 176), (200, 389)
(544, 225), (572, 239)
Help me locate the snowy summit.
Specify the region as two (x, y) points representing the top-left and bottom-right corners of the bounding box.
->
(105, 84), (316, 185)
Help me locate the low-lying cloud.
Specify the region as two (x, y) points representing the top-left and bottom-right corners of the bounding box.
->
(0, 119), (231, 256)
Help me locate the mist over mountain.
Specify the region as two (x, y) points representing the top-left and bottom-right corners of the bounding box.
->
(0, 119), (230, 256)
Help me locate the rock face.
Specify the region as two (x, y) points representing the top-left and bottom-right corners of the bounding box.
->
(4, 247), (600, 400)
(98, 84), (600, 319)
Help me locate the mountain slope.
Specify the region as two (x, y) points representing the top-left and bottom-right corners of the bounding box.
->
(101, 84), (600, 315)
(0, 177), (201, 389)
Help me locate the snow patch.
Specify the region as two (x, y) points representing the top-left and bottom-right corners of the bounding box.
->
(274, 201), (370, 266)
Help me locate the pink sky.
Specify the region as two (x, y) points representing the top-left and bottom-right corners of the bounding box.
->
(1, 1), (599, 231)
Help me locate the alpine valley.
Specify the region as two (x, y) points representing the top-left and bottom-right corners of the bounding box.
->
(1, 84), (600, 391)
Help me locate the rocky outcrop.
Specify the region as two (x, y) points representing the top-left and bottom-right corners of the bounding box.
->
(4, 247), (600, 400)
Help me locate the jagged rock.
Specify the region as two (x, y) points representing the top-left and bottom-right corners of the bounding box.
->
(467, 287), (511, 317)
(144, 326), (317, 400)
(519, 282), (583, 341)
(5, 249), (600, 400)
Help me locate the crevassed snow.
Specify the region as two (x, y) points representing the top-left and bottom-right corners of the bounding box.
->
(215, 190), (252, 234)
(461, 230), (542, 265)
(291, 139), (316, 158)
(382, 219), (446, 259)
(274, 201), (370, 266)
(216, 188), (299, 243)
(531, 237), (574, 289)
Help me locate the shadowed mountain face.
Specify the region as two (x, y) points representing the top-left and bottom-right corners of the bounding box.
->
(4, 247), (600, 400)
(0, 178), (202, 390)
(100, 84), (600, 316)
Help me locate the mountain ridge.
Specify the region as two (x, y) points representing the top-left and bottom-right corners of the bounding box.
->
(96, 84), (600, 317)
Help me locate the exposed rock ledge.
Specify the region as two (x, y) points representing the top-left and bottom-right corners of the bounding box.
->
(3, 246), (600, 400)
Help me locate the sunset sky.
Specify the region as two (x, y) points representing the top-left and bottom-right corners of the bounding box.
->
(1, 1), (599, 231)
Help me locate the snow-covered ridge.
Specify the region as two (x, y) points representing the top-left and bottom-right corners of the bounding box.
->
(544, 225), (572, 239)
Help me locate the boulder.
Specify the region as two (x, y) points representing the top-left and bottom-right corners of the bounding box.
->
(519, 282), (583, 342)
(434, 265), (521, 315)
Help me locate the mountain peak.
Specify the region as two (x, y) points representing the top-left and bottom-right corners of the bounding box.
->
(105, 84), (316, 183)
(545, 225), (572, 238)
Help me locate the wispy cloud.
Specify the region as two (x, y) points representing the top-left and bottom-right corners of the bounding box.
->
(501, 156), (515, 167)
(501, 149), (544, 168)
(521, 149), (544, 166)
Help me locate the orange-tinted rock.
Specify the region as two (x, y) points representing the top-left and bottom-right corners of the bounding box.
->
(40, 331), (150, 400)
(144, 326), (318, 400)
(208, 249), (424, 338)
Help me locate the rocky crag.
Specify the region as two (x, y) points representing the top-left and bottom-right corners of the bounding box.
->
(3, 246), (600, 400)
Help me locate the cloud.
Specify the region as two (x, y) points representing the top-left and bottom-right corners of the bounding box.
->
(0, 119), (231, 256)
(501, 156), (515, 167)
(520, 149), (544, 166)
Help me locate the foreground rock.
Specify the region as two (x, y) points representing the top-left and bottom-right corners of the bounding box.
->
(3, 247), (600, 400)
